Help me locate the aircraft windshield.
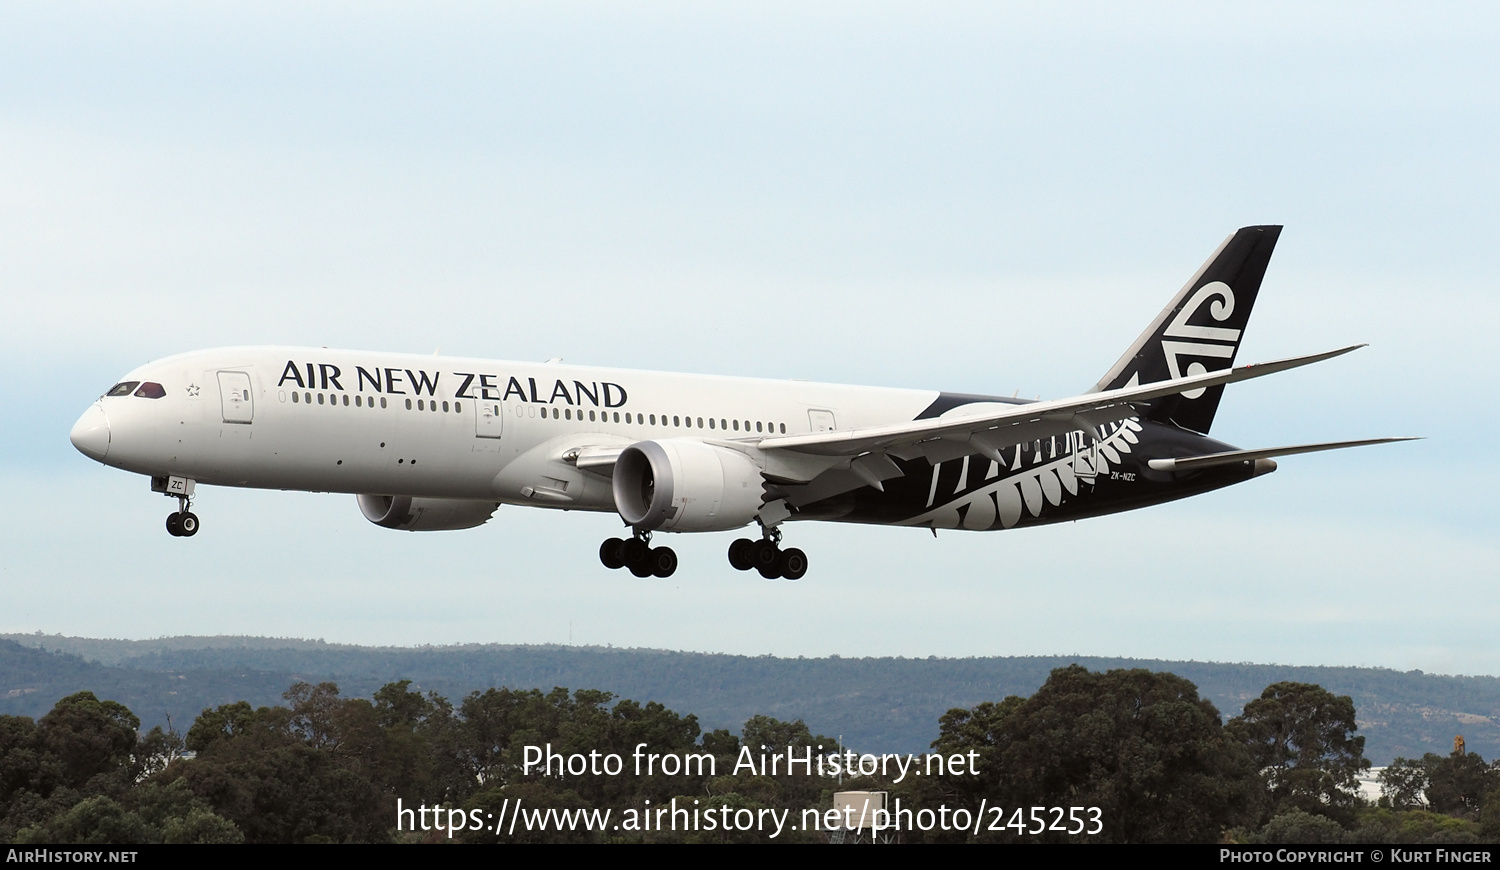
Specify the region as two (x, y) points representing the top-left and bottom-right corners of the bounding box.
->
(134, 382), (166, 399)
(106, 381), (139, 397)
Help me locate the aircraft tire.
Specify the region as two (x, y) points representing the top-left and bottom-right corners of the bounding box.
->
(649, 546), (678, 578)
(621, 538), (650, 568)
(179, 512), (200, 537)
(778, 547), (808, 581)
(753, 541), (782, 579)
(600, 538), (625, 570)
(165, 513), (182, 537)
(727, 538), (754, 571)
(628, 560), (654, 578)
(751, 540), (780, 578)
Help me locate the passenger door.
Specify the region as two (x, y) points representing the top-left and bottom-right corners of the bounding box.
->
(217, 371), (254, 424)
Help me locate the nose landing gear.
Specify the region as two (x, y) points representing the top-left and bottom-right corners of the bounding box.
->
(165, 495), (199, 538)
(599, 530), (677, 578)
(153, 475), (200, 538)
(727, 525), (807, 581)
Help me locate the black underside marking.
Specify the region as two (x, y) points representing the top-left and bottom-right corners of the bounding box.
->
(914, 391), (1028, 420)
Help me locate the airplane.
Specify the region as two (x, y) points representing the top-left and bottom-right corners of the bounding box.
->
(69, 225), (1412, 580)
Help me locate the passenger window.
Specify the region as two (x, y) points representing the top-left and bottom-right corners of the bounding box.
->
(455, 402), (462, 413)
(292, 392), (300, 404)
(756, 422), (763, 432)
(343, 395), (350, 406)
(697, 417), (704, 428)
(107, 382), (140, 397)
(380, 397), (387, 409)
(673, 416), (680, 427)
(317, 393), (325, 405)
(733, 420), (739, 431)
(442, 401), (450, 412)
(354, 395), (361, 407)
(134, 382), (166, 399)
(405, 399), (413, 410)
(779, 423), (786, 434)
(418, 399), (425, 411)
(649, 414), (656, 425)
(305, 392), (312, 404)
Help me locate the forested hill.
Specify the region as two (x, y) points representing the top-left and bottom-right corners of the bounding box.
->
(3, 633), (1497, 764)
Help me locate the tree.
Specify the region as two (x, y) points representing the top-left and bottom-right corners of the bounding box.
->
(1380, 757), (1430, 810)
(930, 666), (1262, 843)
(1425, 751), (1500, 819)
(38, 692), (139, 791)
(1227, 682), (1370, 825)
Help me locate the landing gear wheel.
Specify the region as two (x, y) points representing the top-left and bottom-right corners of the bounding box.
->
(600, 538), (625, 570)
(166, 513), (182, 537)
(621, 538), (651, 569)
(778, 547), (808, 581)
(628, 559), (654, 578)
(727, 538), (755, 571)
(751, 540), (781, 579)
(648, 546), (678, 578)
(178, 512), (200, 537)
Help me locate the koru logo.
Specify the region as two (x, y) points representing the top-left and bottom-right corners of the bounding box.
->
(1161, 281), (1238, 399)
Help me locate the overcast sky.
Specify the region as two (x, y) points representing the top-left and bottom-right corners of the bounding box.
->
(2, 3), (1495, 677)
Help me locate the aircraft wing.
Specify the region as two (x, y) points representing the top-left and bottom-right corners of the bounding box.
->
(756, 344), (1364, 460)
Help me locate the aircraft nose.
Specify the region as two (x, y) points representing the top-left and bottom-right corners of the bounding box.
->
(70, 403), (111, 461)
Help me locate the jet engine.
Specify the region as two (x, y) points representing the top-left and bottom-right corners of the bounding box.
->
(612, 440), (762, 532)
(357, 494), (499, 531)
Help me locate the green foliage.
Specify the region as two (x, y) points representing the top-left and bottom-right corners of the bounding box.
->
(1424, 751), (1500, 818)
(1253, 807), (1348, 844)
(1380, 756), (1430, 809)
(8, 635), (1500, 764)
(1227, 682), (1369, 824)
(5, 666), (1495, 845)
(926, 666), (1261, 843)
(38, 692), (139, 791)
(1350, 807), (1484, 844)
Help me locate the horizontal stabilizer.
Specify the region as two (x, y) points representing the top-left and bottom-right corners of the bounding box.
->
(1146, 437), (1420, 473)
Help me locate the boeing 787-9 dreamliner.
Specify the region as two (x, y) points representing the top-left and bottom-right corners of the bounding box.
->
(70, 226), (1412, 580)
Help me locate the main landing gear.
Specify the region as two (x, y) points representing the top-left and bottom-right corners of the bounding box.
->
(727, 526), (807, 581)
(165, 494), (200, 538)
(599, 531), (678, 578)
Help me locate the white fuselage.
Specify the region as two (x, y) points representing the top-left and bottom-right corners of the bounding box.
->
(74, 347), (947, 517)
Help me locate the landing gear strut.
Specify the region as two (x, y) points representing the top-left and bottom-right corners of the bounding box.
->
(165, 494), (200, 538)
(728, 525), (807, 581)
(600, 530), (677, 578)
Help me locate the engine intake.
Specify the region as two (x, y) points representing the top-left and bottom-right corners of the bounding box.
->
(357, 494), (499, 531)
(612, 440), (762, 532)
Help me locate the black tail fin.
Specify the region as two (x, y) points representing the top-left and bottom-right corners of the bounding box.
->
(1091, 225), (1282, 434)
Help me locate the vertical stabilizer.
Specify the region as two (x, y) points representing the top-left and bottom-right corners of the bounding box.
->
(1091, 225), (1282, 434)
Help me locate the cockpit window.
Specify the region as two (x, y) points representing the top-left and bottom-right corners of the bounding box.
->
(134, 382), (166, 399)
(106, 382), (140, 397)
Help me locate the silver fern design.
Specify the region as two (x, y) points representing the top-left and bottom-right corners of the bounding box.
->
(903, 419), (1144, 530)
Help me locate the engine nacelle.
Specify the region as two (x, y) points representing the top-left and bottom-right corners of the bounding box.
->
(357, 494), (499, 531)
(612, 440), (763, 532)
